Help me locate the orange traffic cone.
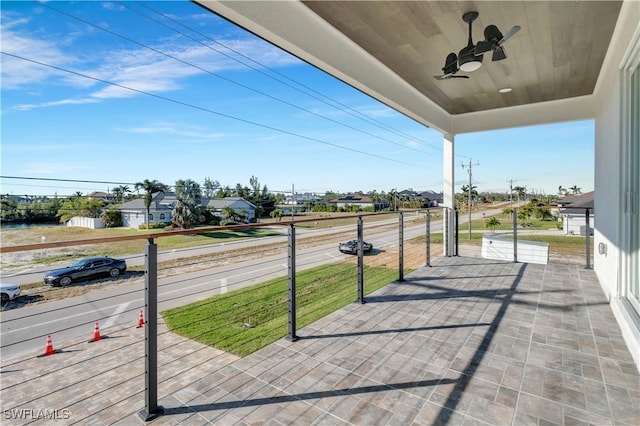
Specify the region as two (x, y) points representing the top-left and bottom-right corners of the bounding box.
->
(136, 310), (145, 328)
(40, 335), (56, 357)
(90, 322), (102, 342)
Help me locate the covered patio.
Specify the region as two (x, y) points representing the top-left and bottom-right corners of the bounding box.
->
(124, 257), (639, 425)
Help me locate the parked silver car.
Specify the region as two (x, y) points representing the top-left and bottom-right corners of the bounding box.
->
(0, 283), (21, 304)
(338, 240), (373, 255)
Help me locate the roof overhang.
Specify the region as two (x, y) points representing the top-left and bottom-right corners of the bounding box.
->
(194, 1), (626, 135)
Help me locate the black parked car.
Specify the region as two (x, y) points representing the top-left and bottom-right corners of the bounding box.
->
(44, 256), (127, 287)
(338, 240), (373, 255)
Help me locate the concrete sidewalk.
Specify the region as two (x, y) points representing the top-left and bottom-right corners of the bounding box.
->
(1, 257), (638, 425)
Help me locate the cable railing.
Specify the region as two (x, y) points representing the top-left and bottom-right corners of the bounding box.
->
(454, 206), (594, 268)
(0, 205), (594, 423)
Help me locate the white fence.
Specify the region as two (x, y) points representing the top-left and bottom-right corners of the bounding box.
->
(66, 216), (105, 229)
(481, 233), (549, 265)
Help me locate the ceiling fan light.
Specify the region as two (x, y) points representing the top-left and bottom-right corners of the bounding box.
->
(458, 45), (483, 72)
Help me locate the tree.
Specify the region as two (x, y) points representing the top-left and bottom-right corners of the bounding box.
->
(558, 185), (568, 196)
(57, 198), (104, 223)
(0, 195), (18, 221)
(221, 206), (237, 222)
(203, 177), (220, 199)
(517, 208), (532, 227)
(112, 185), (131, 203)
(270, 208), (283, 222)
(534, 207), (553, 221)
(172, 179), (203, 229)
(460, 185), (478, 208)
(249, 176), (261, 199)
(484, 217), (501, 234)
(134, 179), (169, 230)
(512, 186), (527, 205)
(100, 206), (123, 227)
(569, 185), (582, 195)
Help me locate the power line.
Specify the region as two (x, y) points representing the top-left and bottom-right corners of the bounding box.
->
(2, 51), (428, 171)
(39, 1), (432, 157)
(1, 176), (136, 186)
(132, 1), (441, 154)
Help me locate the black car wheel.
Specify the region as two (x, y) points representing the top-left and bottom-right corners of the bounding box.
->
(109, 268), (120, 278)
(1, 293), (8, 304)
(59, 276), (72, 287)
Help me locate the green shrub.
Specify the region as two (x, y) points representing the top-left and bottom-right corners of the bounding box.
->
(138, 222), (167, 230)
(220, 220), (240, 226)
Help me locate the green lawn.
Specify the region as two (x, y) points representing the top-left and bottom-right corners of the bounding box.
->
(1, 225), (281, 266)
(162, 263), (410, 357)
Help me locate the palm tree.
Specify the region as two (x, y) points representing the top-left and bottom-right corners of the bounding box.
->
(484, 217), (501, 234)
(134, 179), (169, 229)
(172, 179), (202, 229)
(203, 177), (220, 199)
(569, 185), (582, 195)
(112, 185), (131, 203)
(270, 208), (283, 222)
(512, 186), (527, 205)
(460, 185), (478, 208)
(221, 206), (237, 222)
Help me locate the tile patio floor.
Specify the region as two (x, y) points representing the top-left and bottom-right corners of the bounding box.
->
(2, 256), (638, 425)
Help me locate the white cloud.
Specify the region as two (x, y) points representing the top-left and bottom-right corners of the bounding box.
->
(15, 98), (99, 111)
(2, 6), (302, 110)
(120, 123), (223, 140)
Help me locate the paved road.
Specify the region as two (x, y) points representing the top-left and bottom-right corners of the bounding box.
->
(1, 207), (509, 361)
(0, 218), (438, 361)
(0, 219), (401, 285)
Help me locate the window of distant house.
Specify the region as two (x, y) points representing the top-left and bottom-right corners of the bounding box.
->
(149, 214), (153, 220)
(160, 214), (165, 220)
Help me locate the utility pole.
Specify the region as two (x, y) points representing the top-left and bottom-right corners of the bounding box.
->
(462, 160), (480, 239)
(507, 179), (517, 206)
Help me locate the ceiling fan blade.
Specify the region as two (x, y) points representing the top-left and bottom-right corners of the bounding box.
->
(492, 46), (507, 61)
(442, 52), (459, 74)
(434, 74), (469, 80)
(499, 25), (521, 45)
(475, 40), (493, 55)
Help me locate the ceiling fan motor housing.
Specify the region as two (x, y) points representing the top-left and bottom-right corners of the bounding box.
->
(458, 11), (483, 72)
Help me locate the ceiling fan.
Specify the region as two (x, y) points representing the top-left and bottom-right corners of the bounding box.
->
(434, 11), (520, 80)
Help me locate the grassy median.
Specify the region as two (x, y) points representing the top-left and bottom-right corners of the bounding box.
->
(162, 263), (410, 357)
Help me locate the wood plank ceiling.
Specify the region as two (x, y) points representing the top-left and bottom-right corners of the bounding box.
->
(302, 1), (622, 115)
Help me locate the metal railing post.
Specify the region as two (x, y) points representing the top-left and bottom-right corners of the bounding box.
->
(357, 217), (365, 303)
(454, 208), (459, 256)
(139, 239), (163, 422)
(399, 212), (404, 281)
(513, 208), (518, 263)
(444, 208), (449, 257)
(585, 209), (591, 269)
(287, 224), (298, 341)
(426, 209), (431, 267)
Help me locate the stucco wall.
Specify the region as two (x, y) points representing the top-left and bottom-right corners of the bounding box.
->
(593, 1), (639, 297)
(593, 0), (640, 369)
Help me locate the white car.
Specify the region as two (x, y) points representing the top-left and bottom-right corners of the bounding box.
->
(0, 283), (21, 304)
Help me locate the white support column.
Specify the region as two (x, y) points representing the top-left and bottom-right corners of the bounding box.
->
(443, 133), (456, 256)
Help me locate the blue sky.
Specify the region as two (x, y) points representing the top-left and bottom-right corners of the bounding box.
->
(0, 1), (594, 198)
